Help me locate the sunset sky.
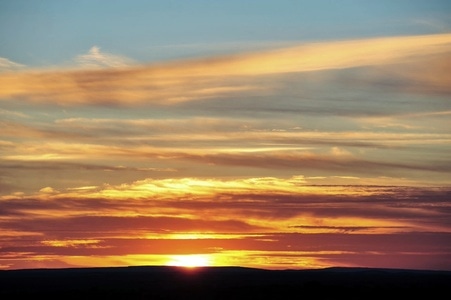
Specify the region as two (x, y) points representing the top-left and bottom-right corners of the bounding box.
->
(1, 0), (451, 271)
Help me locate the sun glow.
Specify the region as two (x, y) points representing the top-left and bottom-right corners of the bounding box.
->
(166, 254), (211, 268)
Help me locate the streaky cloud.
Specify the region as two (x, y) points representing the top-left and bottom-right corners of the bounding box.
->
(0, 33), (450, 106)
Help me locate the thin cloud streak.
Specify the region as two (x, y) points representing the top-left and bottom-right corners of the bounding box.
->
(2, 140), (449, 175)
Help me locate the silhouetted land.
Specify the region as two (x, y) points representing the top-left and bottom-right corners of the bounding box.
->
(0, 266), (449, 299)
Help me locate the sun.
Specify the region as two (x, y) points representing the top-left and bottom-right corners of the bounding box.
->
(166, 254), (211, 268)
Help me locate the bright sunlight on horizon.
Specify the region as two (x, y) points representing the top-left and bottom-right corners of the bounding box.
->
(167, 255), (212, 268)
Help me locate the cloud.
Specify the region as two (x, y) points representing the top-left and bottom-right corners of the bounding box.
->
(289, 225), (408, 233)
(158, 149), (451, 175)
(2, 129), (450, 177)
(0, 57), (25, 72)
(39, 187), (58, 194)
(2, 176), (450, 230)
(350, 52), (451, 95)
(1, 160), (176, 173)
(0, 33), (450, 106)
(74, 46), (136, 69)
(3, 215), (265, 238)
(0, 108), (29, 119)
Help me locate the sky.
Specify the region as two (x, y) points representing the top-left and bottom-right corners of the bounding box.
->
(0, 0), (451, 271)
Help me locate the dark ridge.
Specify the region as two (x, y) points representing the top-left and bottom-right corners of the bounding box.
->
(0, 266), (449, 299)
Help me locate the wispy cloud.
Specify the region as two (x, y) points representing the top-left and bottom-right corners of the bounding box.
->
(74, 46), (136, 69)
(0, 57), (25, 72)
(0, 33), (450, 106)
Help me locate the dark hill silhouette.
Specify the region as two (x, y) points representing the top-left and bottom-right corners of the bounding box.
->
(0, 266), (449, 299)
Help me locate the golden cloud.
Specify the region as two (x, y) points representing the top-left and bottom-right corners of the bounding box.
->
(0, 33), (450, 106)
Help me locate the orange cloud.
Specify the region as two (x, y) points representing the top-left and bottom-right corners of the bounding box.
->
(2, 175), (450, 270)
(0, 33), (450, 106)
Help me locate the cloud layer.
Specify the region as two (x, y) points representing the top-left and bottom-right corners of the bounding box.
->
(1, 33), (450, 270)
(1, 177), (450, 270)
